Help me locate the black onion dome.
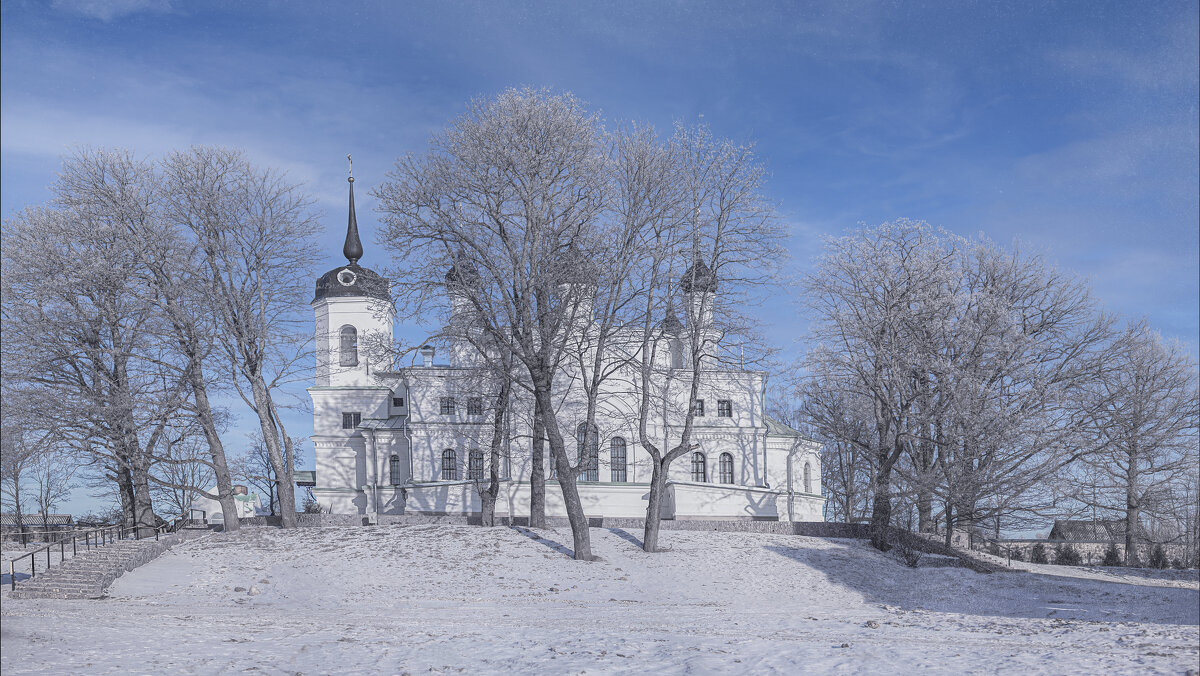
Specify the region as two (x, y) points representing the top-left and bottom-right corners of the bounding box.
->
(680, 258), (717, 294)
(314, 158), (390, 302)
(444, 257), (482, 288)
(314, 263), (390, 302)
(661, 307), (684, 335)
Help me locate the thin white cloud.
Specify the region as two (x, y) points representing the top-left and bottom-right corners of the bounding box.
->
(50, 0), (171, 22)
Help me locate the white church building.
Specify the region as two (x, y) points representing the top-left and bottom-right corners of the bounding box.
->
(306, 173), (824, 523)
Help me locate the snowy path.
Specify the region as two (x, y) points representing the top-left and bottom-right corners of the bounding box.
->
(2, 525), (1196, 674)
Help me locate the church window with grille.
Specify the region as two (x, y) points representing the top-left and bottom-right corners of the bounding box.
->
(467, 397), (484, 416)
(441, 449), (458, 480)
(804, 462), (812, 494)
(576, 422), (599, 482)
(468, 449), (484, 481)
(719, 452), (734, 484)
(691, 452), (707, 482)
(692, 399), (705, 417)
(339, 325), (358, 366)
(341, 412), (361, 430)
(439, 397), (456, 415)
(389, 455), (402, 485)
(717, 399), (733, 417)
(610, 437), (627, 482)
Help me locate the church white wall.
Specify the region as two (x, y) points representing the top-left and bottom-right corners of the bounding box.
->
(669, 481), (782, 520)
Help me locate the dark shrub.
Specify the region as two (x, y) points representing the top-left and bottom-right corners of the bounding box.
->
(890, 532), (922, 568)
(1055, 544), (1082, 566)
(1101, 543), (1122, 566)
(987, 542), (1001, 556)
(1148, 544), (1169, 569)
(1172, 558), (1184, 570)
(1031, 542), (1048, 564)
(1009, 548), (1024, 562)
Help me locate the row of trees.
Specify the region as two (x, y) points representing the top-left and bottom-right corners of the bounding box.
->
(1, 89), (1193, 567)
(794, 221), (1199, 565)
(373, 88), (781, 558)
(1, 148), (318, 534)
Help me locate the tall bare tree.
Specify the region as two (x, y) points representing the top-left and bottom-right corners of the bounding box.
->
(1, 149), (182, 536)
(628, 123), (781, 552)
(162, 147), (321, 528)
(376, 89), (617, 560)
(1076, 321), (1200, 565)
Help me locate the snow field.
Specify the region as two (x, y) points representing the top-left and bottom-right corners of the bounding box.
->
(1, 524), (1197, 674)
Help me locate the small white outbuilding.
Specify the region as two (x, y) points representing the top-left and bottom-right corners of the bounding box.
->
(188, 485), (264, 524)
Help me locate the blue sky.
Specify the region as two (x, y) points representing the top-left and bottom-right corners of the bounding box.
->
(2, 1), (1197, 514)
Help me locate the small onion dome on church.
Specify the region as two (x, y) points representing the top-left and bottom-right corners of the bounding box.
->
(314, 157), (391, 302)
(660, 306), (684, 335)
(679, 258), (717, 294)
(314, 263), (390, 302)
(557, 248), (601, 287)
(444, 256), (482, 289)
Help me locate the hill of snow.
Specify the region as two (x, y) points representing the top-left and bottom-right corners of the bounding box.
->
(2, 525), (1197, 674)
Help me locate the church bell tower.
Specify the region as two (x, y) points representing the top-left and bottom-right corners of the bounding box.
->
(312, 157), (394, 386)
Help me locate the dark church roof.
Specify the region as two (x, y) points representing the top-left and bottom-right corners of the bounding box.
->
(314, 162), (391, 303)
(1047, 519), (1127, 542)
(680, 258), (717, 294)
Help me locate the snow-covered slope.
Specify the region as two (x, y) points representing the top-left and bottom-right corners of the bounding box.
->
(2, 525), (1197, 674)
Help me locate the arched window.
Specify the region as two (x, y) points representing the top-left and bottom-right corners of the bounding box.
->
(441, 449), (458, 481)
(339, 325), (358, 367)
(576, 422), (599, 482)
(468, 449), (484, 481)
(670, 339), (683, 369)
(691, 452), (707, 482)
(803, 461), (812, 494)
(389, 454), (402, 485)
(610, 437), (627, 482)
(719, 452), (734, 484)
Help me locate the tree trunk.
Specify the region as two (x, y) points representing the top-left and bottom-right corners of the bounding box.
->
(643, 464), (668, 552)
(249, 376), (297, 528)
(481, 380), (510, 528)
(116, 462), (135, 530)
(529, 397), (546, 529)
(535, 386), (592, 560)
(130, 448), (156, 537)
(869, 474), (893, 551)
(917, 490), (933, 534)
(944, 501), (954, 548)
(188, 361), (240, 532)
(1125, 451), (1140, 566)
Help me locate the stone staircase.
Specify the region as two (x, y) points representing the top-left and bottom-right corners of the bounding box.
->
(8, 533), (187, 599)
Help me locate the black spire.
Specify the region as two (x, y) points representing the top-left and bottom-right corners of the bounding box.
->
(343, 154), (363, 265)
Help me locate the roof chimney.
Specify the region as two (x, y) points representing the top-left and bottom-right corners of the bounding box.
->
(419, 345), (435, 368)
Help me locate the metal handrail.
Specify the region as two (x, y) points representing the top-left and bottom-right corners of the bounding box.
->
(6, 523), (171, 592)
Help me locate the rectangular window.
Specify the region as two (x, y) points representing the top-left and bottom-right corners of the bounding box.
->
(439, 397), (456, 415)
(341, 412), (361, 430)
(392, 397), (405, 408)
(467, 397), (484, 416)
(718, 399), (732, 417)
(692, 399), (705, 417)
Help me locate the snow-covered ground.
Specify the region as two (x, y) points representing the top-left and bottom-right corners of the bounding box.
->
(2, 525), (1197, 674)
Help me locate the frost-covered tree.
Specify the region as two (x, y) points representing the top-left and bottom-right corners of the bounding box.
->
(162, 147), (321, 528)
(376, 89), (617, 559)
(801, 221), (960, 550)
(1, 149), (180, 536)
(1075, 322), (1199, 565)
(800, 222), (1113, 550)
